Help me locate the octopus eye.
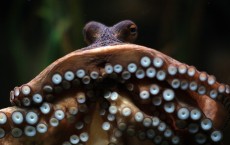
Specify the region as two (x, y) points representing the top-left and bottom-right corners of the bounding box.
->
(112, 20), (138, 43)
(129, 24), (137, 35)
(83, 21), (105, 45)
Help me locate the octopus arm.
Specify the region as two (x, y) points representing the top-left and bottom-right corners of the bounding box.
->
(1, 44), (230, 145)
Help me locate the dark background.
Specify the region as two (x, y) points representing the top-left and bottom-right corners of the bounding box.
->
(0, 0), (230, 108)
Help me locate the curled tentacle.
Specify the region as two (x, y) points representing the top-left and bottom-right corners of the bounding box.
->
(2, 44), (229, 145)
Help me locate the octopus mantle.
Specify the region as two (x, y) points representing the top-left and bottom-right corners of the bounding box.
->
(0, 44), (230, 145)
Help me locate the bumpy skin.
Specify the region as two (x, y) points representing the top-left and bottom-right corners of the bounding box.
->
(0, 20), (230, 145)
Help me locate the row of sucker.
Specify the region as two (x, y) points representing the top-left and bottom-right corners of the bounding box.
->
(123, 80), (223, 144)
(102, 90), (181, 145)
(61, 91), (97, 145)
(10, 55), (229, 107)
(8, 54), (229, 144)
(1, 92), (93, 145)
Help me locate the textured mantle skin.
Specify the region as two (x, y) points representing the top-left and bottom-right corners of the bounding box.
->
(0, 44), (229, 145)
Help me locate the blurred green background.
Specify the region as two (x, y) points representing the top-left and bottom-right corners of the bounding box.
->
(0, 0), (229, 108)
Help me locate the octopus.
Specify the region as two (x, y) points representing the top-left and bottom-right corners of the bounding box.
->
(0, 20), (229, 145)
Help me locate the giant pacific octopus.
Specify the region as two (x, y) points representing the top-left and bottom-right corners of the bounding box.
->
(0, 20), (230, 145)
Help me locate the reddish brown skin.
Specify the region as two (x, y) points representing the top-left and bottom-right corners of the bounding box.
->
(0, 20), (229, 145)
